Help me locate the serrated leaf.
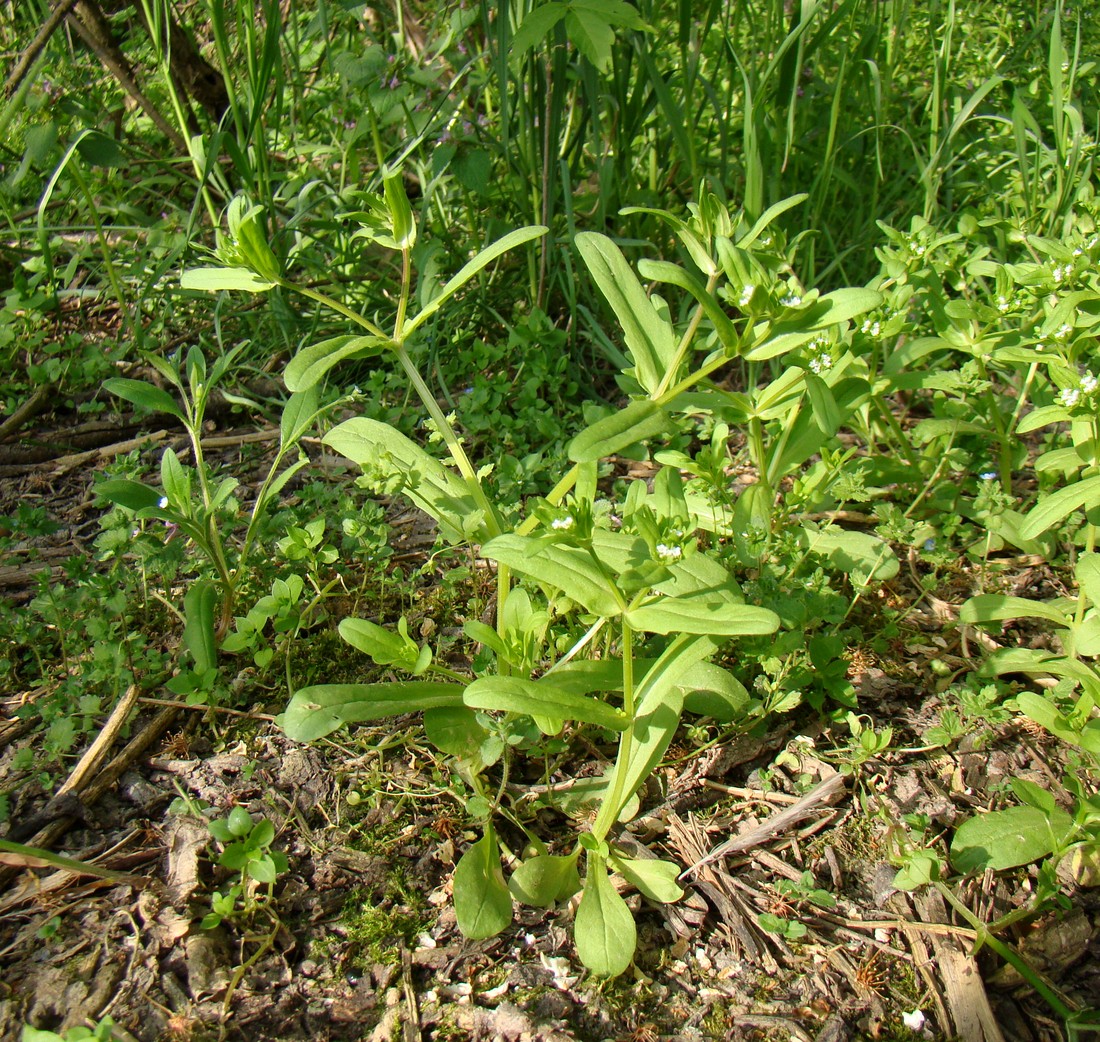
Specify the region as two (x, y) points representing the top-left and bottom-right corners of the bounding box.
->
(103, 377), (184, 421)
(950, 806), (1074, 873)
(454, 827), (513, 940)
(509, 853), (581, 907)
(463, 675), (628, 730)
(576, 232), (677, 395)
(284, 335), (388, 393)
(566, 8), (615, 70)
(575, 855), (636, 976)
(568, 399), (675, 462)
(181, 266), (275, 292)
(509, 3), (567, 62)
(282, 682), (464, 742)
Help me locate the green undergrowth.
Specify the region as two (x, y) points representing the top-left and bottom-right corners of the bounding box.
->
(3, 1), (1100, 1037)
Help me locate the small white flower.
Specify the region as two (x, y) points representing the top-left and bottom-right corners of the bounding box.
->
(1058, 322), (1074, 340)
(861, 319), (881, 336)
(902, 1009), (926, 1033)
(781, 293), (801, 307)
(1036, 341), (1046, 352)
(656, 543), (683, 561)
(1052, 265), (1068, 283)
(1059, 387), (1081, 408)
(1073, 247), (1084, 257)
(551, 516), (574, 531)
(809, 353), (833, 374)
(158, 496), (169, 509)
(997, 295), (1011, 312)
(980, 470), (998, 481)
(1082, 373), (1098, 394)
(739, 285), (755, 307)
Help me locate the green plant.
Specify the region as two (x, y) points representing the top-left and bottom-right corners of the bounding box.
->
(175, 166), (918, 975)
(95, 336), (333, 701)
(201, 806), (288, 928)
(21, 1018), (120, 1042)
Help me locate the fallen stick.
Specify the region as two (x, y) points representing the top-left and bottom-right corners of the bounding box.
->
(680, 772), (847, 876)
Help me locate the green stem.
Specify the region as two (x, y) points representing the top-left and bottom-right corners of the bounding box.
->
(653, 273), (721, 400)
(392, 345), (503, 539)
(285, 282), (389, 340)
(592, 619), (635, 842)
(935, 882), (1078, 1023)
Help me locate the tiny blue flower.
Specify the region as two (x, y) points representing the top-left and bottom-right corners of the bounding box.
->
(923, 538), (936, 552)
(979, 471), (997, 481)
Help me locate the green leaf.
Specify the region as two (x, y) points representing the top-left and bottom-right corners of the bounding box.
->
(1076, 553), (1100, 608)
(280, 387), (320, 449)
(463, 675), (628, 730)
(575, 855), (636, 976)
(803, 371), (842, 436)
(1012, 690), (1100, 757)
(423, 706), (487, 759)
(627, 594), (778, 636)
(383, 169), (416, 250)
(950, 806), (1074, 873)
(284, 335), (388, 392)
(509, 4), (568, 63)
(454, 827), (513, 940)
(568, 399), (675, 463)
(593, 636), (719, 835)
(800, 526), (899, 582)
(102, 377), (184, 421)
(565, 8), (615, 70)
(959, 594), (1071, 629)
(338, 617), (414, 667)
(324, 418), (479, 543)
(575, 232), (677, 395)
(282, 682), (465, 742)
(183, 580), (219, 675)
(404, 226), (548, 336)
(96, 478), (164, 513)
(1020, 475), (1100, 539)
(481, 535), (622, 616)
(638, 259), (738, 348)
(608, 854), (683, 903)
(160, 447), (190, 510)
(509, 852), (581, 907)
(181, 266), (275, 292)
(678, 661), (751, 721)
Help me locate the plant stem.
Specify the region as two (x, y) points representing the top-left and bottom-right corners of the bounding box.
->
(592, 619), (635, 842)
